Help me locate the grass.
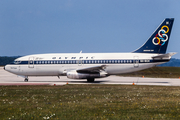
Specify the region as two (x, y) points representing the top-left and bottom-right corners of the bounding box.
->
(120, 67), (180, 78)
(1, 85), (180, 119)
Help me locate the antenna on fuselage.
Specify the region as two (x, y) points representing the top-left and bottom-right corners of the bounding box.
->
(80, 50), (82, 53)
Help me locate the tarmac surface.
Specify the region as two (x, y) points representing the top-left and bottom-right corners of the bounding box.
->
(1, 67), (180, 86)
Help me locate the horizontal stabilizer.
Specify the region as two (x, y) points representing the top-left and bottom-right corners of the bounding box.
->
(152, 52), (177, 59)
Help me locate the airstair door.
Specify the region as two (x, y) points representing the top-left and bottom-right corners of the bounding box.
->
(28, 57), (34, 68)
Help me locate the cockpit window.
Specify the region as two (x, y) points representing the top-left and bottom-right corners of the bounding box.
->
(14, 61), (21, 64)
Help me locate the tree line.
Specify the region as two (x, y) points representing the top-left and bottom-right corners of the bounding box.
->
(0, 56), (19, 66)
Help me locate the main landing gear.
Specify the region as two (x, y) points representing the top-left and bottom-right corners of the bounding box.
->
(24, 76), (28, 82)
(87, 78), (95, 82)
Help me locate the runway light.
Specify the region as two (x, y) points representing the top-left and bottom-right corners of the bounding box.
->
(142, 76), (144, 78)
(54, 84), (56, 86)
(132, 81), (135, 85)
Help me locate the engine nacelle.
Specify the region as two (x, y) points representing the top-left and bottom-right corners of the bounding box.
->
(67, 71), (107, 79)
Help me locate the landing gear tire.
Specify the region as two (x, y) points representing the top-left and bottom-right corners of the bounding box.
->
(24, 78), (28, 82)
(87, 78), (95, 82)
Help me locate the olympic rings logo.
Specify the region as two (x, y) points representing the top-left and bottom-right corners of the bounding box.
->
(152, 25), (169, 46)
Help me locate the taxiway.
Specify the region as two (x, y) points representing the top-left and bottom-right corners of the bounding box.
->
(1, 67), (180, 86)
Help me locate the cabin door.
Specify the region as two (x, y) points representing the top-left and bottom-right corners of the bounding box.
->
(28, 57), (34, 68)
(134, 56), (139, 68)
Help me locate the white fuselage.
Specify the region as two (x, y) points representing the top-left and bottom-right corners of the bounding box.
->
(4, 52), (169, 77)
(4, 18), (175, 82)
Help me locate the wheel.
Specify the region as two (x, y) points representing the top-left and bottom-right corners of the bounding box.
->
(24, 78), (28, 82)
(87, 78), (95, 82)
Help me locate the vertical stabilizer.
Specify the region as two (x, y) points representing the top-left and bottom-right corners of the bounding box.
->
(133, 18), (174, 54)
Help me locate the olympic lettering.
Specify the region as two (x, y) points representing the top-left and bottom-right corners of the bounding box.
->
(152, 25), (169, 46)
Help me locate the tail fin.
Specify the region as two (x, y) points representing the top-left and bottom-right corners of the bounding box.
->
(133, 18), (174, 54)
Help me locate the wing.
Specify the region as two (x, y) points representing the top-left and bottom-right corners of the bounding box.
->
(76, 65), (107, 73)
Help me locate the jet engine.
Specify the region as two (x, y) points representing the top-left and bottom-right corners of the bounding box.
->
(67, 71), (107, 79)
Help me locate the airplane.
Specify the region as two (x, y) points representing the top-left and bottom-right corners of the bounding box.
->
(4, 18), (176, 82)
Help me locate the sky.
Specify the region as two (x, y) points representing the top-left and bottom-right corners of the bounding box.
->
(0, 0), (180, 58)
